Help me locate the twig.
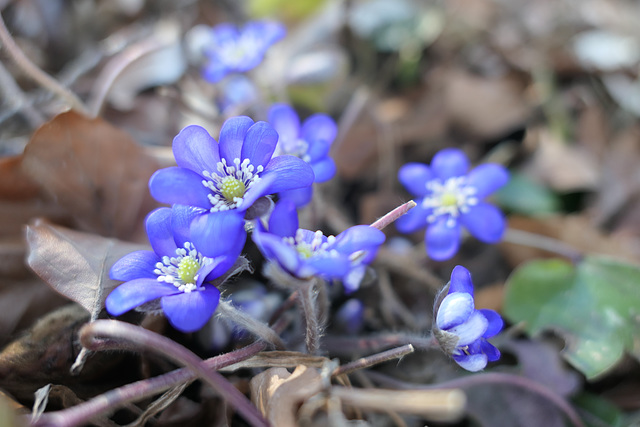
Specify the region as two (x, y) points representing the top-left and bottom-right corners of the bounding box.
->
(370, 200), (416, 231)
(0, 13), (88, 115)
(366, 371), (585, 427)
(30, 315), (290, 427)
(324, 332), (435, 356)
(77, 321), (268, 427)
(217, 299), (285, 350)
(0, 60), (44, 127)
(503, 228), (583, 263)
(333, 344), (414, 376)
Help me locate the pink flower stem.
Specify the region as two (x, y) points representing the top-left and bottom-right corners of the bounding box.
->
(370, 200), (417, 231)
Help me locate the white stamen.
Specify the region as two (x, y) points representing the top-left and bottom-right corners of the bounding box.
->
(202, 157), (264, 212)
(422, 176), (478, 226)
(154, 242), (213, 293)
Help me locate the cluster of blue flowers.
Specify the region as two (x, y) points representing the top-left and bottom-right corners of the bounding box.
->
(106, 20), (507, 372)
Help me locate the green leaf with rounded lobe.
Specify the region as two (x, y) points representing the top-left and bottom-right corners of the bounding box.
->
(504, 256), (640, 379)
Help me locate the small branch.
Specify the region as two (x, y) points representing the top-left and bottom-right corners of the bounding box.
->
(78, 321), (268, 427)
(0, 13), (88, 115)
(370, 200), (416, 231)
(217, 299), (285, 350)
(0, 60), (44, 127)
(503, 228), (583, 263)
(324, 333), (435, 356)
(367, 371), (585, 427)
(333, 344), (414, 377)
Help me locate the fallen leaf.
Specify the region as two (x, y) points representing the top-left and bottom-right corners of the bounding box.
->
(250, 365), (324, 427)
(21, 111), (160, 241)
(25, 219), (148, 321)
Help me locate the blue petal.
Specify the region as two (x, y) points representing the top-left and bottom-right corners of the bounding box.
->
(449, 310), (488, 346)
(201, 256), (236, 283)
(170, 205), (207, 248)
(395, 201), (429, 234)
(459, 203), (506, 243)
(252, 230), (300, 273)
(172, 125), (221, 175)
(262, 155), (315, 193)
(146, 208), (177, 257)
(268, 200), (298, 237)
(202, 62), (231, 83)
(436, 292), (474, 330)
(453, 353), (487, 372)
(219, 116), (254, 164)
(398, 163), (433, 197)
(333, 225), (386, 255)
(106, 279), (177, 316)
(301, 255), (350, 278)
(449, 265), (474, 296)
(342, 264), (366, 293)
(480, 340), (501, 362)
(110, 251), (160, 281)
(161, 286), (221, 333)
(335, 299), (364, 334)
(466, 163), (509, 199)
(268, 104), (301, 144)
(241, 121), (279, 169)
(149, 167), (211, 209)
(237, 173), (277, 212)
(301, 114), (337, 146)
(431, 148), (469, 180)
(479, 309), (503, 338)
(425, 217), (461, 261)
(209, 23), (240, 46)
(244, 21), (286, 46)
(190, 211), (246, 259)
(306, 139), (331, 163)
(278, 186), (313, 207)
(311, 158), (336, 183)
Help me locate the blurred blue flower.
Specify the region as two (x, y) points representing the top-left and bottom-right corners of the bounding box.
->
(396, 148), (509, 260)
(149, 117), (315, 260)
(433, 265), (503, 372)
(106, 208), (236, 333)
(335, 298), (365, 335)
(253, 200), (386, 293)
(202, 21), (285, 83)
(268, 103), (338, 206)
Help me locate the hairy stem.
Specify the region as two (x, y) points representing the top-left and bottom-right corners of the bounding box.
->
(333, 344), (414, 376)
(0, 13), (88, 115)
(62, 321), (266, 427)
(217, 299), (285, 350)
(298, 278), (325, 355)
(324, 333), (436, 356)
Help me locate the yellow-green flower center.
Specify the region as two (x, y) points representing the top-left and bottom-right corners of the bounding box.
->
(177, 257), (200, 285)
(296, 245), (313, 259)
(440, 192), (458, 207)
(220, 176), (246, 202)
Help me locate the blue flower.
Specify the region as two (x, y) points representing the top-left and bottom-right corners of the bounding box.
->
(252, 200), (386, 293)
(149, 117), (315, 260)
(106, 208), (236, 333)
(396, 148), (509, 261)
(433, 265), (503, 372)
(202, 21), (285, 83)
(268, 104), (338, 206)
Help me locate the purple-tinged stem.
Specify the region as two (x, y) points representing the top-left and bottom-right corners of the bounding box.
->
(370, 201), (417, 231)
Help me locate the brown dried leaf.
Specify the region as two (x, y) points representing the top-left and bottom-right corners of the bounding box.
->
(0, 156), (40, 201)
(21, 111), (160, 240)
(25, 219), (148, 321)
(250, 365), (324, 427)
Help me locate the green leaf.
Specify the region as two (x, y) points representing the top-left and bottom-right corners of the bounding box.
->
(495, 172), (561, 215)
(572, 393), (624, 427)
(503, 256), (640, 379)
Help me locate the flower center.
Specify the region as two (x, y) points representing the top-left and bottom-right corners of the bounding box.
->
(202, 158), (263, 212)
(283, 229), (338, 260)
(276, 138), (310, 162)
(154, 242), (213, 293)
(422, 176), (478, 227)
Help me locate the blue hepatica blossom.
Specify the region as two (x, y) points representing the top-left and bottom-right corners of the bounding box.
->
(268, 104), (338, 206)
(149, 117), (315, 260)
(253, 200), (386, 293)
(202, 21), (286, 83)
(106, 208), (236, 333)
(433, 265), (503, 372)
(396, 148), (509, 261)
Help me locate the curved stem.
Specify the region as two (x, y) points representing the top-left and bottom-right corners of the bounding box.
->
(78, 321), (268, 427)
(0, 13), (88, 115)
(503, 228), (583, 263)
(31, 316), (290, 427)
(217, 299), (285, 350)
(367, 371), (585, 427)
